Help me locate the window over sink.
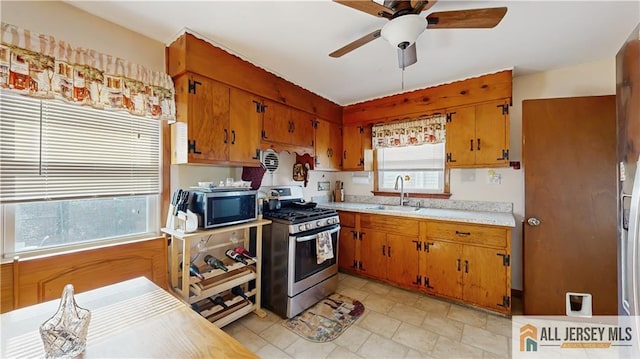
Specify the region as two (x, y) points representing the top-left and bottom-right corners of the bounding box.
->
(375, 143), (446, 193)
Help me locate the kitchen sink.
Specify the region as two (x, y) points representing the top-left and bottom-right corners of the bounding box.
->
(366, 205), (420, 212)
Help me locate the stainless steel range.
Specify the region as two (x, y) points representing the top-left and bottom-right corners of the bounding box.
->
(260, 185), (340, 318)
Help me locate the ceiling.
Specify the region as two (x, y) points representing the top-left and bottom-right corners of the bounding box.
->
(66, 0), (639, 106)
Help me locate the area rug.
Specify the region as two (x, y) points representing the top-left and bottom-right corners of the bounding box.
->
(282, 293), (365, 342)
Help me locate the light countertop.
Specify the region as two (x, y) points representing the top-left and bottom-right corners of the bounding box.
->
(318, 202), (516, 227)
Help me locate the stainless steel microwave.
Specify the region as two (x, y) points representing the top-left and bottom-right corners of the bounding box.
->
(189, 190), (258, 229)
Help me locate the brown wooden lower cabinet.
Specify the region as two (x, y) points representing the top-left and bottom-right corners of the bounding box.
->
(338, 211), (512, 315)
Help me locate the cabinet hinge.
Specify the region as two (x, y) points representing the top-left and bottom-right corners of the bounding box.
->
(424, 276), (434, 289)
(188, 79), (201, 94)
(252, 100), (262, 113)
(498, 103), (509, 115)
(358, 126), (365, 134)
(313, 120), (319, 129)
(311, 140), (314, 147)
(188, 140), (202, 155)
(251, 149), (260, 160)
(358, 261), (363, 270)
(446, 153), (456, 163)
(261, 130), (267, 139)
(497, 149), (510, 161)
(424, 242), (433, 253)
(497, 253), (511, 266)
(352, 260), (357, 269)
(413, 240), (422, 251)
(446, 112), (456, 123)
(413, 275), (422, 286)
(497, 295), (511, 308)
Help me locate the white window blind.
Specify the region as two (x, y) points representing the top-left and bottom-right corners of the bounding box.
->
(0, 91), (161, 202)
(377, 143), (445, 192)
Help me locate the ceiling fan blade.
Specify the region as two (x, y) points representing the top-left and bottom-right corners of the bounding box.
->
(397, 43), (417, 69)
(426, 7), (508, 29)
(334, 0), (393, 18)
(411, 0), (437, 14)
(329, 29), (382, 58)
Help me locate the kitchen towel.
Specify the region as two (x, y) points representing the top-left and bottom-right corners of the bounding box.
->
(316, 230), (334, 264)
(241, 165), (267, 190)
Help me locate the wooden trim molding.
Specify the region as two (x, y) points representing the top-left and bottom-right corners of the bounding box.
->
(343, 70), (512, 125)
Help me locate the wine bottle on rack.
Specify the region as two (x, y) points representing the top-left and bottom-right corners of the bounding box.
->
(209, 295), (228, 309)
(180, 262), (204, 280)
(204, 255), (229, 272)
(225, 249), (248, 265)
(231, 286), (250, 301)
(233, 246), (255, 261)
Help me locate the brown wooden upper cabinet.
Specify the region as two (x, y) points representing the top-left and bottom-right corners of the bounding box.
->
(445, 99), (510, 167)
(261, 100), (315, 152)
(342, 125), (372, 171)
(314, 119), (342, 171)
(172, 73), (261, 166)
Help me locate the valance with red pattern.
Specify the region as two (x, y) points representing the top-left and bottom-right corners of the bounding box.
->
(372, 114), (446, 148)
(0, 23), (175, 121)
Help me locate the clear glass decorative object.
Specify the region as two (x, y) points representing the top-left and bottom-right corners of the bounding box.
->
(39, 284), (91, 359)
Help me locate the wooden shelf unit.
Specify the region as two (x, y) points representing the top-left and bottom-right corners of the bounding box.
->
(162, 219), (271, 327)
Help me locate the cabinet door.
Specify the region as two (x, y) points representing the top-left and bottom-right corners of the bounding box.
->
(475, 100), (509, 166)
(329, 122), (343, 169)
(229, 88), (261, 164)
(342, 125), (364, 170)
(421, 240), (463, 299)
(289, 109), (315, 148)
(261, 100), (292, 144)
(314, 119), (331, 169)
(445, 106), (475, 167)
(386, 234), (419, 287)
(462, 246), (509, 312)
(359, 229), (386, 279)
(338, 225), (358, 271)
(176, 74), (230, 163)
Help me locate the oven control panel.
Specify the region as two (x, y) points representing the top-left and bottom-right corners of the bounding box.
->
(289, 215), (340, 234)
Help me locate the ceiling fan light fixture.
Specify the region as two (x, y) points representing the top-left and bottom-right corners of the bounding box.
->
(381, 14), (426, 49)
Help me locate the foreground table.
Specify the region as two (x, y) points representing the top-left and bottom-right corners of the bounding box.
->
(1, 276), (257, 358)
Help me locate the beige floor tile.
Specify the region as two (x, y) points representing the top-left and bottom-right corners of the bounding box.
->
(482, 350), (510, 359)
(340, 273), (370, 289)
(333, 324), (372, 353)
(361, 294), (396, 314)
(447, 304), (488, 327)
(462, 325), (509, 356)
(392, 322), (439, 354)
(485, 314), (512, 338)
(357, 333), (410, 358)
(254, 343), (294, 359)
(336, 287), (370, 302)
(405, 348), (435, 358)
(357, 311), (402, 338)
(387, 302), (427, 327)
(421, 311), (465, 341)
(225, 325), (269, 353)
(259, 322), (301, 350)
(412, 295), (451, 316)
(327, 345), (364, 359)
(284, 337), (337, 359)
(361, 280), (392, 295)
(431, 335), (484, 359)
(386, 286), (422, 306)
(237, 310), (281, 333)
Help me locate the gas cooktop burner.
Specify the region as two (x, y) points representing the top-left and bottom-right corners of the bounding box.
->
(263, 207), (337, 224)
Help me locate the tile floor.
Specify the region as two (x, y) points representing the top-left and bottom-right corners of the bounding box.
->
(223, 272), (520, 358)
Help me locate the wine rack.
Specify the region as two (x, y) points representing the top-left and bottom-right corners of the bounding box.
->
(162, 219), (271, 327)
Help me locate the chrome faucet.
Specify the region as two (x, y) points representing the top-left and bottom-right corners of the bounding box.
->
(394, 175), (409, 206)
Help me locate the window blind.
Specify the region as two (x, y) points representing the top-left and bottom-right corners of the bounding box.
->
(0, 91), (160, 202)
(376, 143), (445, 192)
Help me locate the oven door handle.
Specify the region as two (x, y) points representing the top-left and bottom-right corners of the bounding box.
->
(295, 226), (340, 242)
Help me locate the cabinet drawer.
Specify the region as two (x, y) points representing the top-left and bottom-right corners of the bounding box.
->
(426, 222), (507, 247)
(338, 211), (356, 228)
(360, 214), (419, 236)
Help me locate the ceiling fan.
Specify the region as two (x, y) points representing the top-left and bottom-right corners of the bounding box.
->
(330, 0), (507, 69)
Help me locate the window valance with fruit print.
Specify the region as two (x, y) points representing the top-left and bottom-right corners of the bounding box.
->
(0, 23), (175, 121)
(372, 114), (446, 149)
